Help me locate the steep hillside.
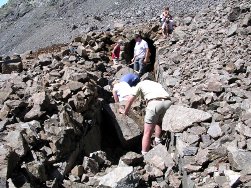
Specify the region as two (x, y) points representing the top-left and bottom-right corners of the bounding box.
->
(0, 0), (223, 55)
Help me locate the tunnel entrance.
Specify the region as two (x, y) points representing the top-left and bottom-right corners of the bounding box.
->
(123, 37), (156, 74)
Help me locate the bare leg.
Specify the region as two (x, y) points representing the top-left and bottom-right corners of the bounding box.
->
(142, 123), (155, 152)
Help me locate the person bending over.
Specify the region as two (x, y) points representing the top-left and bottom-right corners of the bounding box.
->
(119, 80), (172, 155)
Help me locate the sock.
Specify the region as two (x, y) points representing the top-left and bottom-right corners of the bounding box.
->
(155, 137), (162, 144)
(141, 151), (147, 155)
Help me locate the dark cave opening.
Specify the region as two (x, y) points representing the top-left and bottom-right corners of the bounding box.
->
(123, 37), (156, 74)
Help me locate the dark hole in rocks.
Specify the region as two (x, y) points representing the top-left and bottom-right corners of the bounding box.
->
(124, 37), (156, 73)
(100, 106), (142, 164)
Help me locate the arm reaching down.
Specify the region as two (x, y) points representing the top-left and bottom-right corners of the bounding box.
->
(119, 95), (136, 115)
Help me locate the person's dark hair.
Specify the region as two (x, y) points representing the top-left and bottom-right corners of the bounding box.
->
(164, 7), (169, 11)
(108, 78), (115, 87)
(134, 32), (141, 39)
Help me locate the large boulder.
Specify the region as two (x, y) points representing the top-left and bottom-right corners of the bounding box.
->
(162, 105), (212, 132)
(103, 103), (142, 148)
(98, 167), (139, 188)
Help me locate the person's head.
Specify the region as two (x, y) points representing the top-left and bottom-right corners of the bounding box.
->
(117, 39), (123, 45)
(108, 78), (118, 90)
(134, 33), (142, 42)
(164, 7), (169, 11)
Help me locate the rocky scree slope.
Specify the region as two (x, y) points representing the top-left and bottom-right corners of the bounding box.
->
(155, 0), (251, 187)
(0, 0), (223, 55)
(0, 0), (250, 187)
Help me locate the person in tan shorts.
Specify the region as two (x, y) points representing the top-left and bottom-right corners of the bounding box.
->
(119, 80), (172, 155)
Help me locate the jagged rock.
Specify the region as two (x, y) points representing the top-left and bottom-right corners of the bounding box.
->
(98, 167), (139, 188)
(77, 46), (87, 57)
(25, 161), (47, 181)
(2, 61), (23, 74)
(71, 165), (84, 177)
(183, 164), (202, 173)
(144, 144), (174, 171)
(83, 157), (99, 176)
(162, 105), (212, 132)
(120, 152), (143, 166)
(144, 164), (164, 178)
(228, 7), (241, 22)
(207, 122), (223, 138)
(89, 151), (111, 167)
(195, 148), (209, 165)
(0, 88), (12, 104)
(183, 146), (198, 156)
(168, 172), (182, 188)
(228, 147), (251, 171)
(24, 92), (53, 121)
(236, 123), (251, 138)
(103, 103), (141, 147)
(65, 81), (84, 92)
(38, 57), (52, 67)
(183, 17), (193, 25)
(242, 14), (251, 27)
(227, 23), (238, 37)
(204, 81), (224, 92)
(224, 170), (241, 187)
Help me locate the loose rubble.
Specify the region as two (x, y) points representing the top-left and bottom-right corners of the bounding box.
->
(0, 0), (250, 187)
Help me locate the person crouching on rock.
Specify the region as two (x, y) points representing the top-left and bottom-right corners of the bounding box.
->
(108, 78), (133, 105)
(120, 73), (140, 87)
(112, 39), (123, 65)
(119, 80), (172, 155)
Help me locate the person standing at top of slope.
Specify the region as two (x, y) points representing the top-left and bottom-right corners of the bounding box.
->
(160, 7), (174, 38)
(112, 39), (123, 65)
(131, 33), (150, 77)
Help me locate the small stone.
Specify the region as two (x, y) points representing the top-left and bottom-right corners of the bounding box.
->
(120, 152), (143, 166)
(207, 122), (223, 138)
(71, 165), (84, 177)
(227, 24), (238, 37)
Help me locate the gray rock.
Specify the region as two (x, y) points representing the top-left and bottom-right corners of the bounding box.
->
(144, 144), (174, 171)
(207, 122), (223, 138)
(0, 89), (12, 104)
(77, 46), (87, 57)
(98, 166), (139, 188)
(204, 81), (223, 92)
(26, 161), (47, 182)
(228, 7), (241, 22)
(82, 157), (99, 176)
(103, 103), (142, 147)
(162, 105), (212, 132)
(38, 58), (52, 67)
(184, 17), (193, 26)
(236, 123), (251, 138)
(145, 164), (164, 178)
(120, 152), (143, 166)
(183, 146), (198, 156)
(242, 14), (251, 27)
(89, 151), (111, 167)
(71, 165), (84, 177)
(2, 61), (23, 74)
(228, 147), (251, 171)
(227, 23), (238, 37)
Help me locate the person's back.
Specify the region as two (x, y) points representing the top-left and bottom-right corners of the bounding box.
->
(133, 80), (169, 100)
(113, 82), (133, 102)
(120, 73), (140, 87)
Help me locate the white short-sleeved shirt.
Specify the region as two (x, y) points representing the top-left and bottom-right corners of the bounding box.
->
(113, 82), (133, 102)
(132, 80), (169, 100)
(134, 39), (148, 59)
